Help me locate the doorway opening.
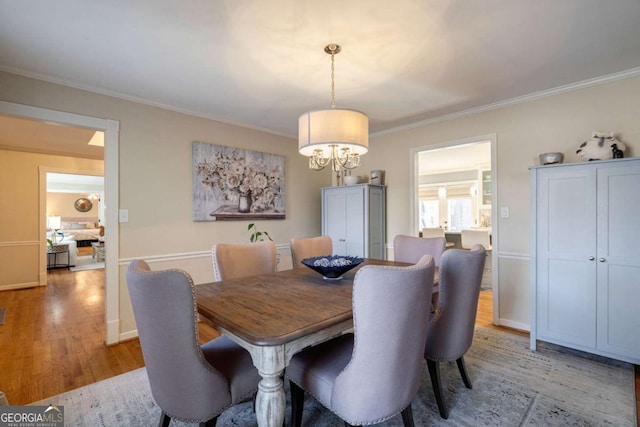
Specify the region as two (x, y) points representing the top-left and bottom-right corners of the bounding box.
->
(411, 134), (497, 324)
(46, 172), (105, 272)
(0, 100), (120, 344)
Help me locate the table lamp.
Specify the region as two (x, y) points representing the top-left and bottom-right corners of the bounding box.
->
(47, 216), (62, 243)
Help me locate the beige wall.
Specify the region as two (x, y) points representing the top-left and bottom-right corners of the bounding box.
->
(359, 74), (640, 330)
(0, 70), (331, 338)
(47, 192), (98, 219)
(0, 149), (103, 289)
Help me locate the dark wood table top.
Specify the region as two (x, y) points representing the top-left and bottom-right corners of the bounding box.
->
(195, 258), (408, 346)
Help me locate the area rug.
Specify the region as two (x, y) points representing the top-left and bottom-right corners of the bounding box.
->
(0, 307), (6, 325)
(31, 327), (636, 426)
(69, 255), (104, 272)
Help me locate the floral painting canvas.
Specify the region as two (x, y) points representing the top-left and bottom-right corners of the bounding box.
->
(192, 141), (286, 221)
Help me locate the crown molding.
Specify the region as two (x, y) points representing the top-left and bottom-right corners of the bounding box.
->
(0, 65), (293, 139)
(371, 66), (640, 137)
(3, 64), (639, 140)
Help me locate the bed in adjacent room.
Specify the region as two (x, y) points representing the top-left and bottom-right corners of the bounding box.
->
(60, 217), (101, 247)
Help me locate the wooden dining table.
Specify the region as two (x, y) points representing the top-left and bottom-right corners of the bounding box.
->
(195, 258), (410, 427)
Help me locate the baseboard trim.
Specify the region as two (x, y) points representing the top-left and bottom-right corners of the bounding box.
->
(498, 318), (530, 333)
(0, 281), (40, 291)
(119, 329), (139, 342)
(106, 318), (120, 345)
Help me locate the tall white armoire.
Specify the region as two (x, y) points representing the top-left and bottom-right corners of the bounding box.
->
(530, 157), (640, 364)
(321, 184), (386, 259)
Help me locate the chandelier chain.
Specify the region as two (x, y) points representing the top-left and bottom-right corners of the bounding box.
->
(330, 50), (336, 108)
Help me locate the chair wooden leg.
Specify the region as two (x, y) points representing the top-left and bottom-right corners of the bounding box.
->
(200, 417), (217, 427)
(401, 403), (415, 427)
(427, 359), (449, 419)
(158, 412), (171, 427)
(456, 356), (473, 389)
(290, 380), (305, 427)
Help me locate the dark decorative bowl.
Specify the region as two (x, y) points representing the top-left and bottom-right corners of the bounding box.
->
(301, 255), (364, 280)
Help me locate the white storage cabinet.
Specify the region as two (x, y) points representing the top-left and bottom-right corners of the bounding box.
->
(530, 158), (640, 364)
(321, 184), (386, 259)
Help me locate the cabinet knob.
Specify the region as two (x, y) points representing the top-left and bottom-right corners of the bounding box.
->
(588, 256), (595, 261)
(599, 258), (606, 262)
(339, 238), (346, 242)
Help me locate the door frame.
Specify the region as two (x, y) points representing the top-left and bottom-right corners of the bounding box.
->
(0, 100), (120, 345)
(409, 133), (498, 324)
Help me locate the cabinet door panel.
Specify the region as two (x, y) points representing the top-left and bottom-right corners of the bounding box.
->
(598, 264), (640, 356)
(536, 166), (597, 347)
(344, 191), (365, 257)
(544, 175), (594, 253)
(598, 166), (640, 258)
(539, 259), (596, 346)
(368, 188), (385, 259)
(324, 191), (347, 255)
(596, 164), (640, 357)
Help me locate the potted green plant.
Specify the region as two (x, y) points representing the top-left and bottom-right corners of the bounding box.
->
(247, 223), (272, 242)
(247, 223), (280, 267)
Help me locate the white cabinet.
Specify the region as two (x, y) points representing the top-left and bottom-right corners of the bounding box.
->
(530, 158), (640, 364)
(322, 184), (386, 259)
(480, 169), (492, 207)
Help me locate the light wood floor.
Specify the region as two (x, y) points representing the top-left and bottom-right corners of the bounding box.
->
(0, 270), (637, 425)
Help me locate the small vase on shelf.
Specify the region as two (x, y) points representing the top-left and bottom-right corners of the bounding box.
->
(238, 194), (252, 213)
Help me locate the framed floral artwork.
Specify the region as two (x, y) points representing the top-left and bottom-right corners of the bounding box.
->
(192, 141), (286, 221)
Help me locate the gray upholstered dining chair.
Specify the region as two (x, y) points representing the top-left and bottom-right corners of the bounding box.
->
(212, 241), (277, 281)
(289, 236), (333, 268)
(126, 260), (261, 427)
(286, 255), (435, 427)
(394, 234), (446, 267)
(393, 234), (446, 306)
(423, 244), (486, 419)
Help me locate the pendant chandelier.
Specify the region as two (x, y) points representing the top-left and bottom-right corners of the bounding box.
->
(298, 44), (369, 172)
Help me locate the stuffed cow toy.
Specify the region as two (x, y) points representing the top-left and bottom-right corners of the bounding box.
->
(576, 131), (626, 161)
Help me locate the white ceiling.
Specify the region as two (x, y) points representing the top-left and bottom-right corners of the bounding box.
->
(1, 0), (639, 141)
(47, 172), (103, 186)
(47, 172), (104, 193)
(418, 141), (491, 175)
(0, 114), (104, 159)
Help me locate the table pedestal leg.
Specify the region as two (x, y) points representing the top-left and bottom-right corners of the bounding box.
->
(251, 345), (286, 427)
(255, 369), (286, 427)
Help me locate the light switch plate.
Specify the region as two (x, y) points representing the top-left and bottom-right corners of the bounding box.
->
(119, 209), (129, 223)
(500, 206), (509, 218)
